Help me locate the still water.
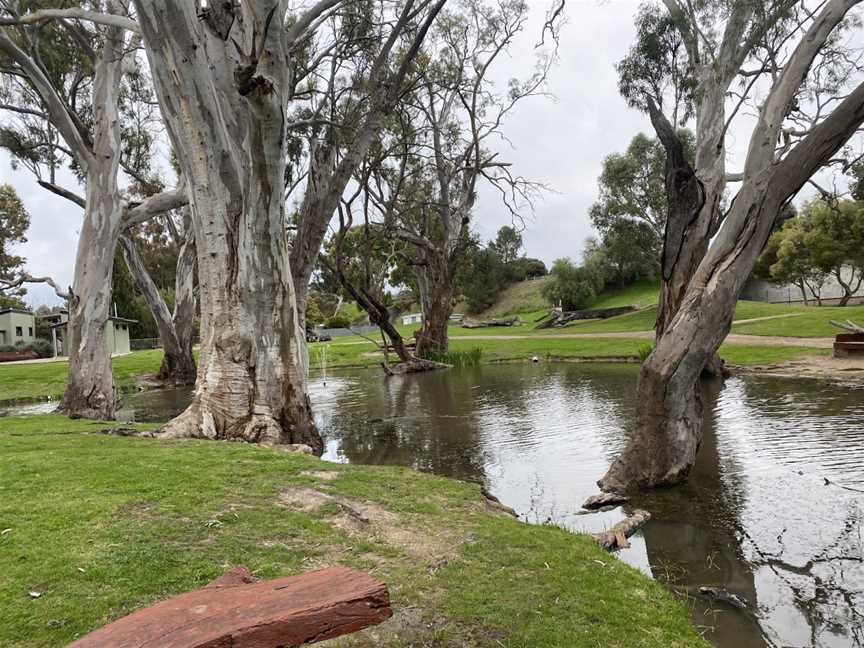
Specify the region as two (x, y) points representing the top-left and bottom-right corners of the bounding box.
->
(6, 363), (864, 647)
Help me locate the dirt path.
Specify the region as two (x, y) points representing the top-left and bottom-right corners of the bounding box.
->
(450, 331), (835, 348)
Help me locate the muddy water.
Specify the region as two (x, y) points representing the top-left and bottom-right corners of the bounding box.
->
(5, 364), (863, 647)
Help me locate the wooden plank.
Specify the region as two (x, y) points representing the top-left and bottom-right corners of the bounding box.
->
(67, 566), (392, 648)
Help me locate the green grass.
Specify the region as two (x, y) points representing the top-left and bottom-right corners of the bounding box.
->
(0, 415), (708, 647)
(588, 279), (660, 309)
(476, 276), (552, 318)
(731, 302), (864, 337)
(0, 349), (165, 403)
(310, 335), (823, 369)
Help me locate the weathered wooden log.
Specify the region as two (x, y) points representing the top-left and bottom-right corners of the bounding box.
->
(462, 316), (519, 328)
(535, 306), (635, 329)
(831, 319), (864, 334)
(592, 510), (650, 550)
(582, 492), (629, 510)
(67, 566), (392, 648)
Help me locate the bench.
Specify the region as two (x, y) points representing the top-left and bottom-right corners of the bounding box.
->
(67, 566), (392, 648)
(834, 333), (864, 358)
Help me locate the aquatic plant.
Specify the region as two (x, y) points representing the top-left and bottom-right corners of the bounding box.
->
(420, 347), (483, 368)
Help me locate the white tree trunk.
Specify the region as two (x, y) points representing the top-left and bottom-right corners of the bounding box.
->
(58, 22), (126, 420)
(134, 0), (319, 450)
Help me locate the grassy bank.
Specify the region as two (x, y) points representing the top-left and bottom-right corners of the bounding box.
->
(0, 415), (707, 647)
(312, 335), (826, 371)
(0, 350), (165, 403)
(1, 335), (828, 405)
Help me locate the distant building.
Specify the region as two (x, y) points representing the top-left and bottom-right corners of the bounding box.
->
(47, 309), (137, 357)
(0, 308), (35, 346)
(742, 266), (864, 305)
(401, 312), (423, 325)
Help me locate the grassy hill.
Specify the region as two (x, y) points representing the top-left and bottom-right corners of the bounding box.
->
(476, 276), (553, 318)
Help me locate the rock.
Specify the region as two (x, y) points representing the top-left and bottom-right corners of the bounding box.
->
(67, 566), (392, 648)
(582, 492), (629, 510)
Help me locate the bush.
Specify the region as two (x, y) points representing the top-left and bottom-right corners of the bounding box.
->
(325, 315), (351, 329)
(541, 259), (599, 311)
(29, 338), (54, 358)
(0, 344), (15, 353)
(638, 343), (655, 362)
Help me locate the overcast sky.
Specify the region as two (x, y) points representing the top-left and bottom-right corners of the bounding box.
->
(1, 0), (843, 307)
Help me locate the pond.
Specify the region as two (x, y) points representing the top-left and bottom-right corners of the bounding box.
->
(5, 363), (864, 648)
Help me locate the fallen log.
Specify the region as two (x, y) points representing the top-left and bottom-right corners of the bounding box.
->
(592, 510), (650, 550)
(462, 316), (519, 328)
(67, 566), (392, 648)
(831, 319), (864, 334)
(535, 306), (635, 329)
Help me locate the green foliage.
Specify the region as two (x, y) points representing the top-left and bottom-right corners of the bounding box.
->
(488, 225), (523, 264)
(305, 294), (326, 326)
(542, 259), (601, 311)
(616, 3), (696, 120)
(757, 199), (864, 303)
(420, 347), (483, 367)
(461, 247), (509, 313)
(638, 343), (655, 362)
(325, 314), (351, 329)
(0, 184), (30, 298)
(29, 338), (54, 358)
(509, 256), (547, 280)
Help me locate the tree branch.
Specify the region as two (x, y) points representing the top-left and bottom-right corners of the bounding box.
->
(0, 8), (140, 34)
(36, 180), (85, 208)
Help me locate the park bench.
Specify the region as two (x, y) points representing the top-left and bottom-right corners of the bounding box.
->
(833, 333), (864, 358)
(67, 566), (391, 648)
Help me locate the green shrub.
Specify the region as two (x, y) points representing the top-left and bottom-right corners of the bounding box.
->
(0, 344), (16, 353)
(325, 315), (351, 329)
(638, 343), (654, 362)
(29, 338), (54, 358)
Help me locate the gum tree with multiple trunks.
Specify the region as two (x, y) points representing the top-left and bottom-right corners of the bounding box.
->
(599, 0), (864, 492)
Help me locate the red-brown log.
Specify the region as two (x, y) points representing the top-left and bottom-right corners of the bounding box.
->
(67, 566), (392, 648)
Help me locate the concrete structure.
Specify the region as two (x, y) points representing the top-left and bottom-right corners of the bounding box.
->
(0, 308), (35, 346)
(48, 309), (136, 356)
(401, 312), (422, 325)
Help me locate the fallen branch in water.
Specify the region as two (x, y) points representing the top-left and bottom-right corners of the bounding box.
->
(592, 510), (650, 550)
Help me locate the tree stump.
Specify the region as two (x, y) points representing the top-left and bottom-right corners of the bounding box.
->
(67, 566), (392, 648)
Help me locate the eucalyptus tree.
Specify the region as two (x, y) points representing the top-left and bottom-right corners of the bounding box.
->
(119, 207), (197, 383)
(599, 0), (864, 492)
(0, 183), (28, 302)
(287, 0), (446, 333)
(0, 1), (186, 419)
(124, 0), (446, 450)
(367, 0), (548, 356)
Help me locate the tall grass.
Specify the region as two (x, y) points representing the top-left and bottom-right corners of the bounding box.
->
(637, 343), (655, 362)
(421, 347), (483, 367)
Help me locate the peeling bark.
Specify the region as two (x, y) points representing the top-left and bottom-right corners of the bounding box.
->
(134, 0), (322, 451)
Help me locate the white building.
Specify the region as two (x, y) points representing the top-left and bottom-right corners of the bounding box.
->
(401, 312), (423, 325)
(46, 310), (136, 357)
(0, 308), (35, 346)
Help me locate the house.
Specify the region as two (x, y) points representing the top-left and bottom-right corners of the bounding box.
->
(47, 309), (137, 357)
(0, 308), (36, 346)
(401, 312), (423, 325)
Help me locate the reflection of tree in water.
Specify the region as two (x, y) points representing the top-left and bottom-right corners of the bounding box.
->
(639, 377), (765, 647)
(641, 376), (864, 648)
(328, 368), (489, 481)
